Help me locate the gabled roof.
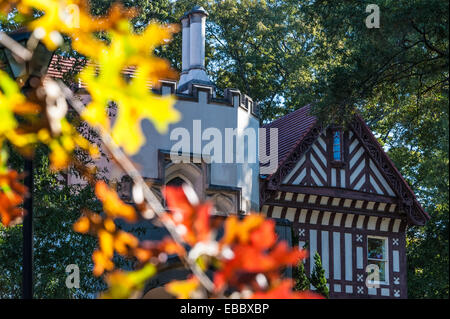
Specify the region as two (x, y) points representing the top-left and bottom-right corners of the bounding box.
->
(261, 104), (316, 173)
(261, 105), (429, 226)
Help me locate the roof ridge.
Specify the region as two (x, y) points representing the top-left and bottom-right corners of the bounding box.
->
(264, 104), (312, 128)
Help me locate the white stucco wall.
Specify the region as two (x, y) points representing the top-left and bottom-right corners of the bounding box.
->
(70, 83), (260, 213)
(132, 84), (260, 212)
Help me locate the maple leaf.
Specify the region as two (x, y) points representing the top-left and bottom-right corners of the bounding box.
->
(15, 1), (134, 50)
(249, 218), (277, 250)
(0, 170), (27, 226)
(73, 208), (142, 276)
(72, 209), (102, 234)
(214, 214), (308, 293)
(114, 230), (139, 255)
(0, 70), (20, 136)
(101, 263), (156, 299)
(165, 276), (200, 299)
(72, 215), (90, 233)
(95, 181), (137, 222)
(111, 66), (179, 154)
(163, 186), (213, 245)
(76, 19), (180, 155)
(42, 120), (99, 171)
(221, 214), (266, 246)
(215, 242), (307, 287)
(98, 229), (114, 259)
(0, 70), (38, 149)
(92, 249), (114, 276)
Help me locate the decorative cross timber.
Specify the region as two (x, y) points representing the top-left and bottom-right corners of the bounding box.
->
(394, 289), (400, 297)
(356, 234), (363, 242)
(357, 286), (364, 294)
(298, 228), (305, 237)
(394, 277), (400, 285)
(357, 274), (364, 282)
(393, 238), (399, 246)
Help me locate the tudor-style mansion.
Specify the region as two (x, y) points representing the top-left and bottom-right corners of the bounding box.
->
(259, 105), (429, 298)
(40, 5), (428, 299)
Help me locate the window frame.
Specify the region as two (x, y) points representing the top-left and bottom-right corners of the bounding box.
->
(329, 129), (345, 167)
(366, 235), (389, 285)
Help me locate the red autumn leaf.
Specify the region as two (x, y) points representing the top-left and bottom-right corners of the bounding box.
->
(163, 186), (213, 245)
(269, 241), (308, 266)
(0, 170), (27, 227)
(194, 201), (213, 242)
(214, 241), (308, 292)
(249, 219), (277, 250)
(163, 185), (195, 218)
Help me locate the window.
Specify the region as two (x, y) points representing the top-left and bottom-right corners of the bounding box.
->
(332, 131), (342, 161)
(367, 236), (389, 283)
(166, 176), (186, 187)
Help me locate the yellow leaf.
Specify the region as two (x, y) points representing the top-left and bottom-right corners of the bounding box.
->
(75, 20), (180, 155)
(99, 229), (114, 258)
(101, 263), (156, 299)
(166, 277), (200, 299)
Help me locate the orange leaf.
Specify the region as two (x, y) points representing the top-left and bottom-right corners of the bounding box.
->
(95, 181), (137, 222)
(0, 170), (27, 227)
(114, 231), (139, 255)
(221, 214), (265, 246)
(92, 249), (114, 276)
(159, 237), (186, 256)
(73, 216), (90, 233)
(250, 219), (277, 250)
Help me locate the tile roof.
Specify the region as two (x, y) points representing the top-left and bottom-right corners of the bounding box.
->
(260, 104), (317, 174)
(261, 107), (429, 225)
(46, 55), (85, 79)
(1, 54), (138, 86)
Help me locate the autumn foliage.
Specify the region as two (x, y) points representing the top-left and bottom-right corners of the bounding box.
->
(0, 0), (321, 299)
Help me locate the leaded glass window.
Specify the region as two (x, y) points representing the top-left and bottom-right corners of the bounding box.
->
(333, 131), (342, 161)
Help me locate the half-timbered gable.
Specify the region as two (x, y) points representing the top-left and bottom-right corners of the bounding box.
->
(260, 105), (429, 299)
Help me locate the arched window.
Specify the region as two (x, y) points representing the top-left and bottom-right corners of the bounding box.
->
(166, 176), (186, 187)
(164, 162), (204, 199)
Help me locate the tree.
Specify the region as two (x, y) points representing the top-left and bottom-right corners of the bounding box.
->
(293, 260), (310, 293)
(310, 252), (329, 298)
(169, 0), (448, 299)
(0, 145), (105, 298)
(1, 0), (446, 300)
(0, 0), (321, 300)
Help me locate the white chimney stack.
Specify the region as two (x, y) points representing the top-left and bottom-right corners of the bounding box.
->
(179, 13), (190, 86)
(178, 5), (212, 93)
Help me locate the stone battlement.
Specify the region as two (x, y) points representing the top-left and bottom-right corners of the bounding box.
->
(154, 79), (259, 119)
